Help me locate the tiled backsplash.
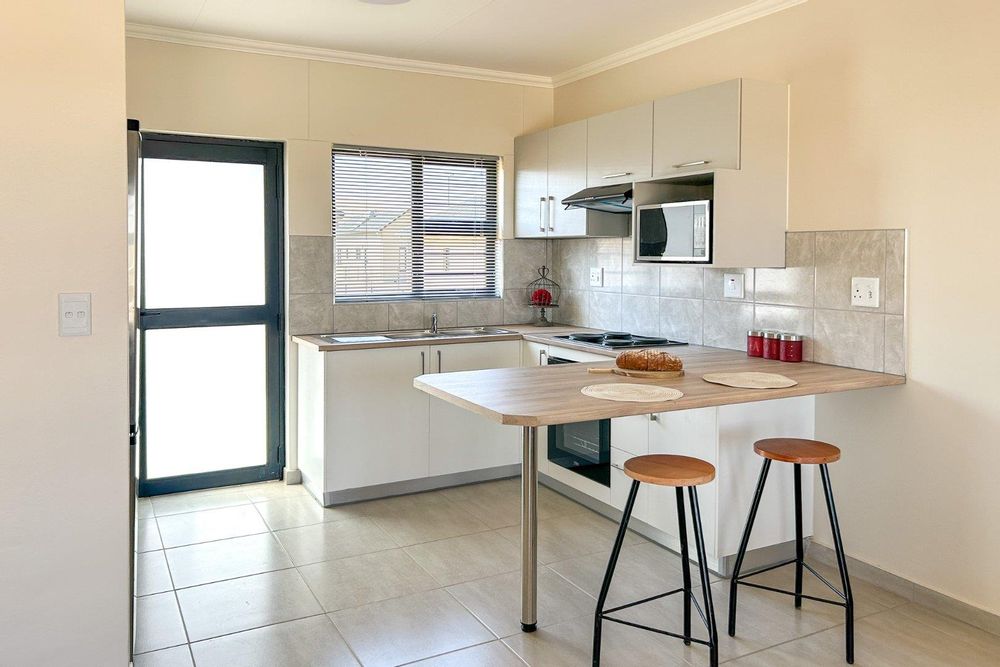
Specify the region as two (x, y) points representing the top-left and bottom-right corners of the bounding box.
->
(287, 237), (547, 336)
(549, 230), (907, 374)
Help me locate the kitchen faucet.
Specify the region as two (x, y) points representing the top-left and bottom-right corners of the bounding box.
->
(431, 312), (438, 334)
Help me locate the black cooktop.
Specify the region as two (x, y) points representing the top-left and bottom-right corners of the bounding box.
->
(554, 331), (688, 349)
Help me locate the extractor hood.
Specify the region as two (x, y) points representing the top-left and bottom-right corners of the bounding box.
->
(562, 183), (633, 214)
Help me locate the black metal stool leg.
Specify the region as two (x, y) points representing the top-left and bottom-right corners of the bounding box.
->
(675, 486), (692, 645)
(820, 464), (855, 664)
(728, 458), (771, 636)
(689, 486), (719, 667)
(794, 463), (804, 609)
(593, 479), (640, 667)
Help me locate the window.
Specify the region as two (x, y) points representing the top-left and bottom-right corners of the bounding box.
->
(332, 145), (499, 301)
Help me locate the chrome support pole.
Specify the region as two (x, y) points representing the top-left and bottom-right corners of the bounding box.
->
(520, 426), (538, 632)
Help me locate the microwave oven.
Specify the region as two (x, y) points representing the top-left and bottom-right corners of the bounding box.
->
(635, 200), (712, 264)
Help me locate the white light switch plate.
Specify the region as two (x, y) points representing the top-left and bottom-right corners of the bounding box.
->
(723, 273), (745, 299)
(589, 267), (604, 287)
(851, 277), (880, 308)
(59, 292), (92, 336)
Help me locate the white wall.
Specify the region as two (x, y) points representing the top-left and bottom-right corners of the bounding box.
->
(555, 0), (1000, 615)
(0, 2), (129, 664)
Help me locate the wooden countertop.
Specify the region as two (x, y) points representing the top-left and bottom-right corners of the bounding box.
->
(413, 345), (905, 427)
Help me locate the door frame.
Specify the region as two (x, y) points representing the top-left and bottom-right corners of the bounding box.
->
(137, 133), (285, 496)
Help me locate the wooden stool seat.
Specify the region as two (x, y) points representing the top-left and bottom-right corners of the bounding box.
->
(624, 454), (716, 487)
(753, 438), (841, 465)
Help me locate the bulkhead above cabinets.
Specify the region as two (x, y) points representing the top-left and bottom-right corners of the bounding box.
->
(512, 78), (789, 268)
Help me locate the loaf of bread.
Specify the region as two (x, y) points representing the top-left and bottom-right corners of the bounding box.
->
(616, 349), (684, 372)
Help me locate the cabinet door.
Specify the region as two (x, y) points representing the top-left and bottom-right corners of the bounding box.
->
(546, 120), (587, 237)
(653, 79), (741, 177)
(521, 341), (549, 367)
(586, 102), (653, 187)
(429, 341), (521, 475)
(514, 130), (548, 238)
(327, 346), (430, 490)
(610, 415), (649, 456)
(611, 447), (649, 523)
(645, 407), (719, 557)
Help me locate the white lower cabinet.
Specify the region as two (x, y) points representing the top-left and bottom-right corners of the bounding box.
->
(428, 341), (521, 475)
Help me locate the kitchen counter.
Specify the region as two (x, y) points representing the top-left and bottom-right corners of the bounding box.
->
(292, 324), (583, 352)
(414, 345), (905, 426)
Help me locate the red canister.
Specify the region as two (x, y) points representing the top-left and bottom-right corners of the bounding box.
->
(763, 331), (781, 360)
(747, 329), (765, 357)
(779, 333), (804, 362)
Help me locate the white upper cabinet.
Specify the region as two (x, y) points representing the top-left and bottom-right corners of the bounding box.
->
(546, 120), (588, 237)
(513, 130), (548, 238)
(653, 79), (742, 176)
(586, 102), (653, 187)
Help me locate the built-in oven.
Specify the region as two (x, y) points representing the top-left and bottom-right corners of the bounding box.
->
(545, 355), (611, 487)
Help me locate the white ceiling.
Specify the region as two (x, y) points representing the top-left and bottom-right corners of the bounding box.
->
(125, 0), (773, 79)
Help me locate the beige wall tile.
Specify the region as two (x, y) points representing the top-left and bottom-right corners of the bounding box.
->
(288, 293), (334, 335)
(621, 294), (659, 337)
(703, 301), (753, 350)
(388, 301), (424, 331)
(333, 302), (388, 333)
(587, 291), (622, 331)
(503, 289), (536, 325)
(423, 302), (457, 329)
(659, 267), (705, 299)
(286, 140), (332, 236)
(813, 310), (885, 372)
(658, 297), (703, 344)
(288, 236), (332, 294)
(502, 239), (548, 288)
(622, 238), (660, 296)
(885, 229), (906, 315)
(591, 237), (624, 293)
(754, 305), (815, 361)
(456, 299), (503, 326)
(884, 315), (905, 375)
(549, 239), (590, 291)
(557, 289), (589, 327)
(815, 231), (886, 312)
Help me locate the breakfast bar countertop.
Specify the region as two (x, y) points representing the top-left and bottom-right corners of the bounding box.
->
(413, 344), (906, 427)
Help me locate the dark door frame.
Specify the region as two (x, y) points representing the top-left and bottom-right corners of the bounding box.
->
(137, 133), (285, 496)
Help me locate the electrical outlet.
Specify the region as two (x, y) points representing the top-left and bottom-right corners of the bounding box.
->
(590, 267), (604, 287)
(58, 292), (92, 336)
(723, 273), (745, 299)
(851, 277), (880, 308)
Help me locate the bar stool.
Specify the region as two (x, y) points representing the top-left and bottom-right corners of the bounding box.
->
(728, 438), (855, 664)
(593, 455), (719, 667)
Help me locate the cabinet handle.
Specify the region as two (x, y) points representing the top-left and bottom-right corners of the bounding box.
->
(602, 172), (632, 179)
(538, 197), (545, 232)
(420, 351), (425, 375)
(649, 414), (658, 422)
(548, 196), (555, 231)
(611, 463), (624, 471)
(437, 349), (442, 372)
(673, 160), (711, 168)
(540, 349), (547, 365)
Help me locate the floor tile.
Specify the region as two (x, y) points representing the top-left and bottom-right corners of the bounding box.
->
(241, 480), (311, 503)
(176, 569), (323, 642)
(132, 645), (193, 667)
(497, 510), (645, 564)
(410, 640), (526, 666)
(151, 488), (252, 516)
(137, 518), (163, 552)
(298, 548), (438, 612)
(255, 495), (369, 531)
(330, 589), (494, 667)
(365, 491), (491, 546)
(156, 504), (268, 548)
(134, 592), (187, 654)
(165, 532), (293, 589)
(137, 498), (155, 519)
(274, 517), (397, 566)
(502, 613), (694, 666)
(190, 615), (359, 667)
(438, 479), (585, 529)
(447, 567), (596, 638)
(892, 603), (1000, 657)
(137, 549), (173, 596)
(404, 530), (520, 586)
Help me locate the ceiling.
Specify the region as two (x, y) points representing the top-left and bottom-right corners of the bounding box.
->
(125, 0), (785, 81)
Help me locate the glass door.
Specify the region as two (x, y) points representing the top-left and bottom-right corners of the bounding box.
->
(138, 135), (283, 496)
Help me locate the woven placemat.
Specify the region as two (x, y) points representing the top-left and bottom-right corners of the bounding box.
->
(581, 383), (684, 403)
(702, 372), (797, 389)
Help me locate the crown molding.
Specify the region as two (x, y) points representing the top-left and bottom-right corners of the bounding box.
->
(124, 23), (554, 88)
(551, 0), (808, 86)
(126, 0), (806, 91)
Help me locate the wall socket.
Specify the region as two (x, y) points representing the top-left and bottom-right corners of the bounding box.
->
(723, 273), (745, 299)
(589, 267), (604, 287)
(58, 292), (92, 336)
(851, 277), (880, 308)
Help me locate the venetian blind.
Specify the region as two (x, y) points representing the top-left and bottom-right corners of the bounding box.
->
(331, 145), (499, 301)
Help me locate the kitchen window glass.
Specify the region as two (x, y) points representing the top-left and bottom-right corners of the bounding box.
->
(332, 145), (499, 301)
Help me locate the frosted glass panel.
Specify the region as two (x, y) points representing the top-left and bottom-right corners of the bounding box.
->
(145, 325), (267, 479)
(144, 158), (266, 308)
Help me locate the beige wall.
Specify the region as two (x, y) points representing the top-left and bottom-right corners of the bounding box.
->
(556, 0), (1000, 615)
(0, 2), (129, 663)
(126, 37), (554, 236)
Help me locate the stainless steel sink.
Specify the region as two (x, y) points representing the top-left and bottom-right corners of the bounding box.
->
(383, 326), (514, 340)
(383, 330), (442, 340)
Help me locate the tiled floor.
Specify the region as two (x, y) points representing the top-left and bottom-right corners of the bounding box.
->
(134, 479), (1000, 666)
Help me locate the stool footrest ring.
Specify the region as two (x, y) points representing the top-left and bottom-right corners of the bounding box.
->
(735, 559), (849, 607)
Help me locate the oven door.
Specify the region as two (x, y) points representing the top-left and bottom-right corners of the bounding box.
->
(548, 419), (611, 487)
(636, 200), (711, 263)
